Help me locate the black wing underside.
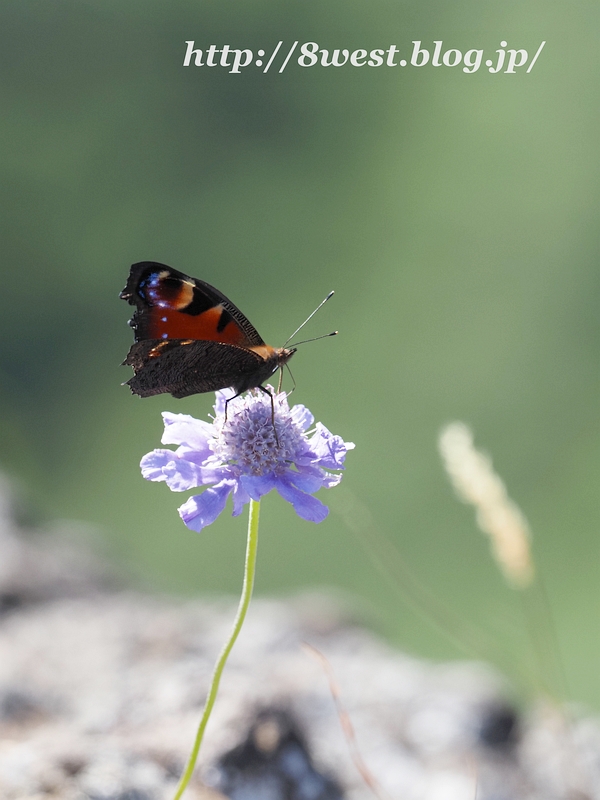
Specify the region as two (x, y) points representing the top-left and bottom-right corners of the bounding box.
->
(123, 339), (266, 398)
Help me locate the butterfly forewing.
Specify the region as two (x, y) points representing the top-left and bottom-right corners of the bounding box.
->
(121, 262), (265, 346)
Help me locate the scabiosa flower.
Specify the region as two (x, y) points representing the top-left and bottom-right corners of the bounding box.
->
(140, 387), (354, 532)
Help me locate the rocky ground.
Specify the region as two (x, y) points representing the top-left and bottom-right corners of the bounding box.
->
(0, 477), (599, 800)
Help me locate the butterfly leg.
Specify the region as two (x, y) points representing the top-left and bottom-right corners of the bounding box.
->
(283, 363), (296, 397)
(258, 385), (279, 447)
(224, 391), (244, 423)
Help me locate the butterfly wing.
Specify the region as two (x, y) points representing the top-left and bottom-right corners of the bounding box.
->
(123, 339), (266, 398)
(120, 261), (265, 346)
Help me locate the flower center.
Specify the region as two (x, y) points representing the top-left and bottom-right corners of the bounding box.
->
(213, 393), (305, 476)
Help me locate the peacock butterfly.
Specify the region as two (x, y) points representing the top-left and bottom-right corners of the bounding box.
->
(120, 261), (297, 399)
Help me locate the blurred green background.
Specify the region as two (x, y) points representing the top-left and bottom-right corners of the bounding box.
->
(2, 2), (600, 706)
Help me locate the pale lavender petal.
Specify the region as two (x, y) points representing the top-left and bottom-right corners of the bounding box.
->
(175, 446), (214, 467)
(195, 464), (236, 485)
(285, 468), (325, 494)
(161, 413), (213, 456)
(290, 404), (314, 431)
(231, 481), (251, 516)
(178, 480), (235, 532)
(275, 479), (329, 523)
(293, 452), (322, 468)
(240, 474), (276, 501)
(321, 472), (343, 488)
(140, 450), (174, 483)
(309, 422), (355, 469)
(141, 449), (206, 491)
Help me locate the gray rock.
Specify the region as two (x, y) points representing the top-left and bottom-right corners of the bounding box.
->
(0, 477), (597, 800)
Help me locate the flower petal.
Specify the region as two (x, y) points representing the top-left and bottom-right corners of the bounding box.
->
(320, 471), (343, 488)
(161, 412), (213, 457)
(309, 422), (355, 469)
(275, 479), (329, 523)
(195, 463), (236, 485)
(140, 449), (206, 491)
(286, 468), (326, 494)
(240, 474), (276, 501)
(231, 481), (251, 516)
(178, 480), (235, 532)
(290, 404), (314, 431)
(140, 449), (173, 483)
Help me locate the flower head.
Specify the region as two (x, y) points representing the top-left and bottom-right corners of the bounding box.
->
(141, 388), (354, 532)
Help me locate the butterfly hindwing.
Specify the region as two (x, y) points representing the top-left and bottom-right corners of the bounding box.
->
(123, 339), (267, 398)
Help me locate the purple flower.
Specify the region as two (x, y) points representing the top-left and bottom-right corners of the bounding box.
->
(140, 388), (354, 532)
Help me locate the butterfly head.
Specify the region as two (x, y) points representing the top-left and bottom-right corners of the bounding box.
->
(232, 344), (296, 395)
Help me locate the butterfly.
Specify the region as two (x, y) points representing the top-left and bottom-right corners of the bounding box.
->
(120, 261), (297, 400)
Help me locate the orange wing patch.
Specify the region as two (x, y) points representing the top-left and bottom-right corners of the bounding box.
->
(148, 304), (251, 345)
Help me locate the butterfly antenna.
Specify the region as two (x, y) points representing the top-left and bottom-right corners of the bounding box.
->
(290, 331), (338, 347)
(284, 291), (335, 346)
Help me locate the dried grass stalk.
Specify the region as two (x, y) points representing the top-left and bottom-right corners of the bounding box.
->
(439, 422), (534, 588)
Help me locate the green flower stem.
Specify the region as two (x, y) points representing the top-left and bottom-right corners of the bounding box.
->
(172, 498), (261, 800)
